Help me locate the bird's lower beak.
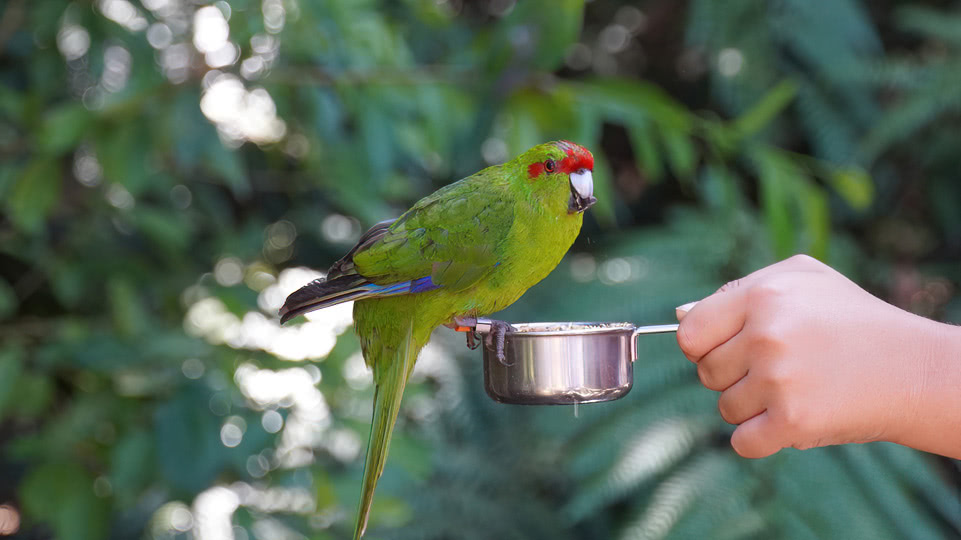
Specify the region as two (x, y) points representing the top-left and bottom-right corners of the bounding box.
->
(568, 169), (596, 214)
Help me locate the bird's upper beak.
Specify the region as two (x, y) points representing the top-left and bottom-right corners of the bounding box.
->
(568, 169), (597, 213)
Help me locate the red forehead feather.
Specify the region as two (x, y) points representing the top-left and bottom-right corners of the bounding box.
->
(557, 140), (594, 174)
(527, 141), (594, 179)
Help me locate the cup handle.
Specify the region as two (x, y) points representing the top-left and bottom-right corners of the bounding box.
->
(631, 324), (680, 362)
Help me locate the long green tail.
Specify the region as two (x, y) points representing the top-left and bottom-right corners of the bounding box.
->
(353, 323), (418, 539)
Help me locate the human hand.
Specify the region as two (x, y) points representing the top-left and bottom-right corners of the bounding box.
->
(675, 255), (961, 459)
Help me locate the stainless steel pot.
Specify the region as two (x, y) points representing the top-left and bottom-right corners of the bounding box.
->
(476, 319), (679, 405)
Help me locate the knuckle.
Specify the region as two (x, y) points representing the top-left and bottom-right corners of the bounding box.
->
(716, 278), (742, 294)
(748, 325), (788, 359)
(786, 254), (817, 267)
(774, 400), (809, 434)
(696, 361), (723, 391)
(717, 395), (736, 424)
(757, 361), (791, 389)
(746, 279), (787, 306)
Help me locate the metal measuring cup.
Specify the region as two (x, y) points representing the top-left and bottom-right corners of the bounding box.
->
(474, 319), (679, 405)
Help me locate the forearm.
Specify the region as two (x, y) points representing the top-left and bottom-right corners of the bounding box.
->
(887, 318), (961, 459)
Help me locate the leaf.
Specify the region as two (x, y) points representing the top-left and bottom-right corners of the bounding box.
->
(50, 264), (86, 308)
(0, 346), (24, 420)
(753, 149), (795, 259)
(586, 78), (691, 130)
(153, 387), (226, 493)
(108, 277), (147, 337)
(204, 140), (250, 198)
(800, 181), (830, 261)
(731, 80), (798, 139)
(20, 462), (109, 540)
(0, 277), (16, 320)
(502, 98), (544, 156)
(7, 159), (61, 233)
(7, 373), (53, 420)
(38, 104), (91, 156)
(0, 164), (18, 198)
(0, 84), (24, 124)
(499, 0), (585, 72)
(110, 430), (155, 504)
(859, 72), (961, 163)
(172, 89), (207, 169)
(659, 128), (697, 181)
(96, 121), (151, 195)
(588, 149), (617, 228)
(828, 167), (873, 211)
(136, 207), (192, 255)
(753, 148), (831, 260)
(628, 121), (663, 182)
(897, 5), (961, 45)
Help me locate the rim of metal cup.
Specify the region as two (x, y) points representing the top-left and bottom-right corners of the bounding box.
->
(489, 321), (635, 337)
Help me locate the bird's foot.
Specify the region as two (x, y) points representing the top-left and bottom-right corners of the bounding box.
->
(447, 315), (481, 350)
(483, 319), (516, 366)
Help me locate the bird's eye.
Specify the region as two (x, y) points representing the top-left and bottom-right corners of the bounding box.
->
(544, 159), (556, 173)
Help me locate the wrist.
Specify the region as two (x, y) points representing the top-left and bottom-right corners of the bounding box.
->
(886, 316), (961, 458)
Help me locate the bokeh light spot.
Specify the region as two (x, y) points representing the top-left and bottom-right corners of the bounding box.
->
(93, 476), (113, 498)
(214, 257), (244, 287)
(170, 184), (192, 209)
(570, 253), (597, 282)
(261, 409), (284, 433)
(481, 137), (508, 165)
(182, 358), (206, 379)
(57, 25), (90, 60)
(320, 214), (359, 244)
(146, 22), (173, 49)
(599, 24), (631, 54)
(266, 221), (297, 250)
(220, 416), (246, 448)
(106, 184), (135, 210)
(718, 48), (744, 77)
(193, 6), (230, 54)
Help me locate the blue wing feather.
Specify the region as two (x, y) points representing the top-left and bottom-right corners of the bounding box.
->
(279, 275), (440, 324)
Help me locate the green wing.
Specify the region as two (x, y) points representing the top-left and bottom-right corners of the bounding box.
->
(352, 172), (513, 293)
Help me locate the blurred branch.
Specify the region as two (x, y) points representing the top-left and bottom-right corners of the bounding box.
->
(0, 0), (24, 57)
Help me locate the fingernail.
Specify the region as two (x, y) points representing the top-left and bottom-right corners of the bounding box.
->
(675, 301), (698, 321)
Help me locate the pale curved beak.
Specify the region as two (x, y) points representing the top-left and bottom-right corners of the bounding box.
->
(568, 169), (596, 213)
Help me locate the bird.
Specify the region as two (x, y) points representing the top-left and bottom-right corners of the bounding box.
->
(279, 140), (596, 539)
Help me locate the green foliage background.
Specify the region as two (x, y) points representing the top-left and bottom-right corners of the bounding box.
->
(1, 0), (960, 538)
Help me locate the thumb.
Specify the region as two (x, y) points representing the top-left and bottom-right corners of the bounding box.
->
(675, 301), (698, 321)
(675, 279), (751, 361)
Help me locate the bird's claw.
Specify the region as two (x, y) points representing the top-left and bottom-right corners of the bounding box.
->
(449, 315), (482, 351)
(448, 316), (514, 364)
(483, 319), (516, 366)
(465, 330), (481, 350)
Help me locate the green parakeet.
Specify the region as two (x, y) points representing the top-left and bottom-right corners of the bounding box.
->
(280, 140), (596, 539)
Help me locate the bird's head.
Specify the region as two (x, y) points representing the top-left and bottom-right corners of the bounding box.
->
(517, 140), (596, 214)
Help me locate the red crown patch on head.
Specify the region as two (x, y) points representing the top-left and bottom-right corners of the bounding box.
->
(554, 140), (594, 174)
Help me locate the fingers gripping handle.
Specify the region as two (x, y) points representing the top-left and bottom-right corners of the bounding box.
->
(630, 324), (680, 362)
